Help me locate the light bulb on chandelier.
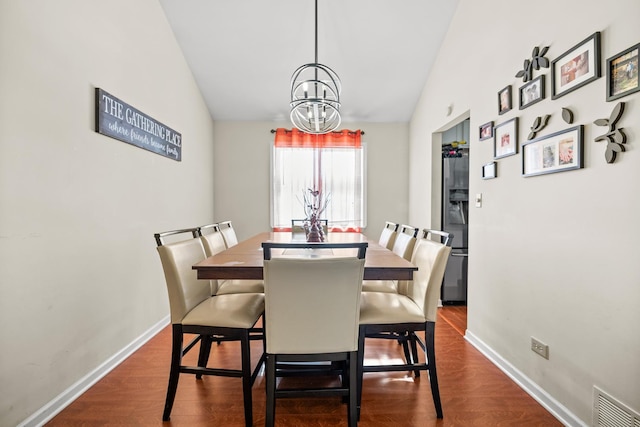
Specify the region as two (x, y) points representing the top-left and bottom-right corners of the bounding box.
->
(290, 0), (341, 134)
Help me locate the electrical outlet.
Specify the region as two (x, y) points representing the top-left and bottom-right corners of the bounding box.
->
(531, 337), (549, 359)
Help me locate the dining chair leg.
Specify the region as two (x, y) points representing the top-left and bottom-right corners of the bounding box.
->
(409, 333), (421, 377)
(425, 322), (443, 418)
(356, 325), (366, 421)
(163, 324), (183, 421)
(265, 354), (276, 427)
(400, 332), (415, 375)
(240, 331), (253, 427)
(348, 351), (358, 427)
(196, 334), (213, 379)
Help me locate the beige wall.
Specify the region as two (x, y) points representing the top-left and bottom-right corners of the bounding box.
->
(410, 0), (640, 424)
(212, 121), (410, 241)
(0, 1), (215, 426)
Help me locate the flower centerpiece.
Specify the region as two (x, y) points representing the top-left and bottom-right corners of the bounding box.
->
(301, 188), (330, 242)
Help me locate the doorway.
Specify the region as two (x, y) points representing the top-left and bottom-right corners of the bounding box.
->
(440, 118), (469, 305)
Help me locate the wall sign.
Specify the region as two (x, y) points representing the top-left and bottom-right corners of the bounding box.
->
(95, 88), (182, 161)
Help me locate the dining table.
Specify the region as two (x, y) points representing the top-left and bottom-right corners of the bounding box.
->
(192, 231), (417, 281)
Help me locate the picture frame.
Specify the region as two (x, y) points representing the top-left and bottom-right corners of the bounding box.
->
(482, 162), (497, 179)
(551, 32), (601, 99)
(493, 117), (518, 159)
(498, 85), (512, 115)
(479, 121), (494, 141)
(606, 42), (640, 101)
(519, 75), (545, 109)
(522, 125), (584, 177)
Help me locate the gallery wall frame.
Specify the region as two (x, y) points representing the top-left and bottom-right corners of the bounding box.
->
(606, 42), (640, 101)
(551, 32), (601, 99)
(519, 75), (545, 109)
(498, 85), (512, 115)
(493, 117), (518, 160)
(479, 121), (494, 141)
(482, 162), (497, 179)
(522, 125), (584, 177)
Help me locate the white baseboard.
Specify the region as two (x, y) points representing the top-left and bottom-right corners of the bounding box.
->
(17, 315), (170, 427)
(464, 330), (587, 427)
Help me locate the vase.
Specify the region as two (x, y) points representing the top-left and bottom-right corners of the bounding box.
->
(306, 218), (324, 242)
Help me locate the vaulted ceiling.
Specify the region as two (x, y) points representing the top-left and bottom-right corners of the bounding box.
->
(159, 0), (459, 123)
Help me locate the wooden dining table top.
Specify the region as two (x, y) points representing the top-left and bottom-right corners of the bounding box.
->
(192, 231), (418, 281)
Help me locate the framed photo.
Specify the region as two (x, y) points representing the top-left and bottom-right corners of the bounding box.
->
(606, 42), (640, 101)
(522, 125), (584, 177)
(519, 75), (545, 109)
(551, 32), (601, 99)
(479, 121), (494, 141)
(482, 162), (497, 179)
(493, 117), (518, 159)
(498, 85), (512, 115)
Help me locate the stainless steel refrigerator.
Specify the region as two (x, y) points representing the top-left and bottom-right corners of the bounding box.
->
(441, 151), (469, 304)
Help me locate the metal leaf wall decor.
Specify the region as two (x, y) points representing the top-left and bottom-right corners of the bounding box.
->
(528, 114), (551, 140)
(515, 46), (550, 82)
(594, 102), (627, 163)
(562, 108), (574, 124)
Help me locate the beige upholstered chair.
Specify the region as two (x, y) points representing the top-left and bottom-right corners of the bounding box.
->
(198, 223), (264, 295)
(154, 227), (200, 246)
(378, 221), (398, 250)
(155, 229), (265, 426)
(262, 241), (367, 427)
(357, 229), (452, 420)
(217, 220), (238, 248)
(362, 223), (418, 294)
(391, 224), (419, 260)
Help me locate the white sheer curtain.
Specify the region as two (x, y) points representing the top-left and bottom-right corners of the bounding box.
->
(270, 129), (366, 231)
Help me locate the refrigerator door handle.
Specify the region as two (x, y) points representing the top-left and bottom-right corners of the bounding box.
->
(450, 252), (468, 257)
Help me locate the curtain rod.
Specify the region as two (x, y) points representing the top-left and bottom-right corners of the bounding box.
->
(270, 129), (364, 135)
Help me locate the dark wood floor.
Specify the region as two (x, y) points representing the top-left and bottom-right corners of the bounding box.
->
(46, 306), (561, 426)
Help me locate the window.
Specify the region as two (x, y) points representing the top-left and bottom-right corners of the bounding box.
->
(271, 128), (366, 231)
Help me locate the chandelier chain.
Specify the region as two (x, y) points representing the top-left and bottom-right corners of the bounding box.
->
(289, 0), (342, 134)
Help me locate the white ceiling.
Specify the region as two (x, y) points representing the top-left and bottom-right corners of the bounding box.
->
(158, 0), (459, 123)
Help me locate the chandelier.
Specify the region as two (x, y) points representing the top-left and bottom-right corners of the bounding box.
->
(290, 0), (342, 134)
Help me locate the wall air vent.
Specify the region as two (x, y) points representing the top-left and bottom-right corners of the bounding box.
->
(593, 386), (640, 427)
